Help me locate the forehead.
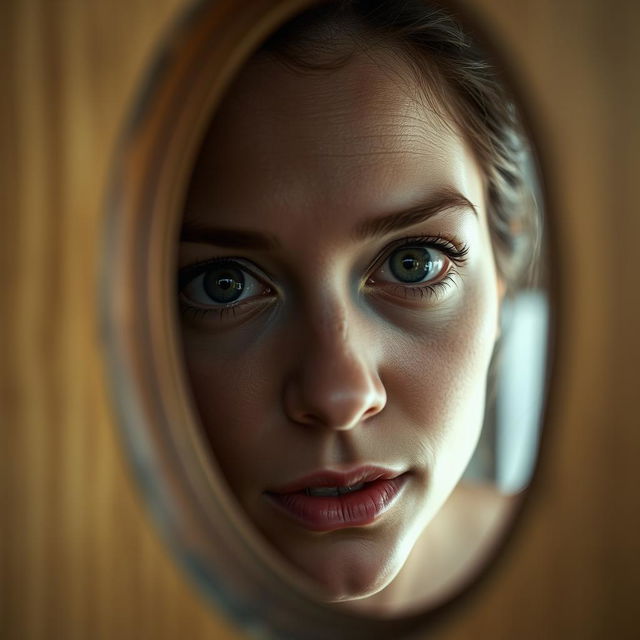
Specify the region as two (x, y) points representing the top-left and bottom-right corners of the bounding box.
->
(185, 49), (483, 232)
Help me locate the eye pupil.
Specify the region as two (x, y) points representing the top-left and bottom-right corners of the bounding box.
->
(390, 247), (436, 283)
(203, 265), (245, 303)
(217, 277), (234, 290)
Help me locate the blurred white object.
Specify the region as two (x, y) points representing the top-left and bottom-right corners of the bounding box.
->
(496, 290), (549, 494)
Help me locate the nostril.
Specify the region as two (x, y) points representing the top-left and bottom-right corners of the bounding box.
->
(362, 403), (383, 421)
(361, 386), (387, 422)
(284, 378), (386, 430)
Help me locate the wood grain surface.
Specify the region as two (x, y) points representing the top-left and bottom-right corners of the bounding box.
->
(1, 0), (638, 639)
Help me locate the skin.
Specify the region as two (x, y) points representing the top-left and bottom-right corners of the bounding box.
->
(178, 49), (503, 607)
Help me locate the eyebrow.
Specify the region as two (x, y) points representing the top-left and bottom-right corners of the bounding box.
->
(179, 223), (280, 250)
(179, 188), (477, 249)
(354, 188), (477, 240)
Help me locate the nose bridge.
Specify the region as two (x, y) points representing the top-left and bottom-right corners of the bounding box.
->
(284, 293), (387, 430)
(317, 295), (350, 346)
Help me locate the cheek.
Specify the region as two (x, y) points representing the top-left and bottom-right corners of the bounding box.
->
(182, 340), (278, 491)
(384, 271), (499, 480)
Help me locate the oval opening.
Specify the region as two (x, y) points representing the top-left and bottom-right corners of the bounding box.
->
(103, 0), (550, 637)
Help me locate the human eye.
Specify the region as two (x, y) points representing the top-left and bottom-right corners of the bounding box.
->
(365, 236), (469, 303)
(177, 257), (275, 322)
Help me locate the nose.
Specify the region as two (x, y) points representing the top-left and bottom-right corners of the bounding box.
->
(283, 304), (387, 430)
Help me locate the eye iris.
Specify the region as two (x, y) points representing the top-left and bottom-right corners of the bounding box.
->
(389, 247), (438, 283)
(203, 265), (245, 303)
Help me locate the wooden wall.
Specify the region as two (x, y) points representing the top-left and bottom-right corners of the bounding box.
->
(1, 0), (638, 638)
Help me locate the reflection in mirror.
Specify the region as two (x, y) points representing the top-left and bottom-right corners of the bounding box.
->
(177, 0), (546, 618)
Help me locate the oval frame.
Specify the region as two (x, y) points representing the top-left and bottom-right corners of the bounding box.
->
(101, 1), (553, 638)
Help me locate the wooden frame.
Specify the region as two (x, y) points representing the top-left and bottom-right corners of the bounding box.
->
(3, 0), (639, 638)
(102, 0), (551, 637)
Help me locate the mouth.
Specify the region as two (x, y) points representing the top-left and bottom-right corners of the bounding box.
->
(303, 483), (366, 497)
(265, 466), (409, 532)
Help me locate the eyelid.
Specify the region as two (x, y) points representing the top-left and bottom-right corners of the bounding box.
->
(365, 234), (469, 280)
(178, 256), (274, 291)
(178, 256), (276, 313)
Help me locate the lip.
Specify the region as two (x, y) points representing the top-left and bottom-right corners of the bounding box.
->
(265, 466), (409, 532)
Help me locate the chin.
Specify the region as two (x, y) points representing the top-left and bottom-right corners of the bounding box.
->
(317, 564), (398, 603)
(285, 532), (414, 603)
(321, 565), (395, 603)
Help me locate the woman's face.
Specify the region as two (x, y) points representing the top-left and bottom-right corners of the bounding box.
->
(179, 50), (501, 602)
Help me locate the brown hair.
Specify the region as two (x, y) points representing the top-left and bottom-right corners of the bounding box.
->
(260, 0), (540, 292)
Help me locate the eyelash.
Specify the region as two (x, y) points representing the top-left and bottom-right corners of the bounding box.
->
(177, 235), (469, 320)
(177, 257), (272, 322)
(366, 234), (469, 301)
